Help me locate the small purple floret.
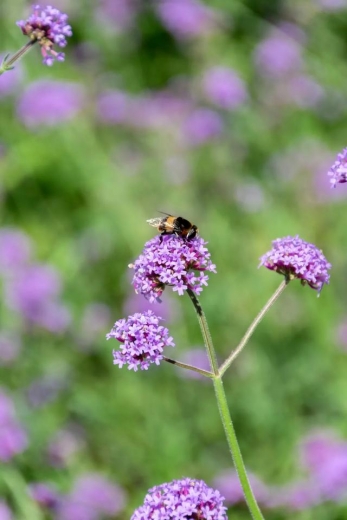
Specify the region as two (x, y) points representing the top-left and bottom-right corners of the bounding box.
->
(16, 5), (72, 66)
(259, 235), (331, 292)
(107, 311), (175, 371)
(130, 235), (216, 302)
(131, 477), (228, 520)
(327, 147), (347, 187)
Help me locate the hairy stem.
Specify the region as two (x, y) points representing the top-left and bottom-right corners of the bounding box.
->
(186, 288), (219, 375)
(0, 40), (36, 74)
(213, 376), (265, 520)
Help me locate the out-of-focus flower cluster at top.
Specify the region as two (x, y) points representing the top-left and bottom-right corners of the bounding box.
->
(0, 228), (71, 334)
(259, 235), (331, 292)
(107, 310), (174, 371)
(16, 4), (72, 66)
(131, 477), (227, 520)
(213, 430), (347, 511)
(129, 235), (216, 302)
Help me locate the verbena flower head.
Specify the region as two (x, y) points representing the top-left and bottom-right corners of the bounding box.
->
(130, 235), (216, 302)
(107, 310), (174, 371)
(327, 147), (347, 187)
(259, 235), (331, 292)
(16, 5), (72, 66)
(131, 477), (228, 520)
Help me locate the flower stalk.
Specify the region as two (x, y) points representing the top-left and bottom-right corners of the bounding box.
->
(0, 41), (36, 75)
(163, 356), (214, 378)
(187, 288), (266, 520)
(187, 288), (219, 375)
(219, 279), (289, 376)
(213, 376), (265, 520)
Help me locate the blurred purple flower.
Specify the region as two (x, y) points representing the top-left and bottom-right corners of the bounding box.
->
(213, 469), (269, 506)
(29, 482), (60, 510)
(203, 67), (247, 110)
(107, 310), (175, 371)
(157, 0), (219, 40)
(300, 431), (347, 501)
(26, 376), (67, 408)
(56, 500), (97, 520)
(76, 303), (111, 350)
(0, 56), (23, 98)
(126, 92), (192, 129)
(266, 75), (324, 109)
(183, 108), (223, 146)
(336, 320), (347, 349)
(0, 332), (22, 365)
(269, 139), (347, 202)
(132, 478), (227, 520)
(178, 348), (210, 381)
(254, 29), (303, 78)
(123, 291), (179, 323)
(0, 501), (13, 520)
(267, 480), (321, 510)
(0, 228), (32, 274)
(17, 80), (85, 128)
(96, 0), (139, 31)
(97, 90), (129, 125)
(285, 74), (324, 108)
(0, 389), (28, 461)
(317, 0), (347, 9)
(327, 147), (347, 187)
(259, 235), (331, 292)
(17, 5), (72, 66)
(47, 426), (85, 467)
(129, 235), (216, 302)
(4, 263), (71, 332)
(69, 474), (126, 516)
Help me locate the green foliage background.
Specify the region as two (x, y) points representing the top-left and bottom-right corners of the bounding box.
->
(1, 0), (347, 518)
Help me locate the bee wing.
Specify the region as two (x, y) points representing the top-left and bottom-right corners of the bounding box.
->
(146, 218), (163, 228)
(146, 217), (175, 230)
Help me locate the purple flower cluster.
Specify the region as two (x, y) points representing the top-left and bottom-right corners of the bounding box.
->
(16, 5), (72, 66)
(130, 235), (216, 302)
(107, 310), (174, 371)
(131, 478), (227, 520)
(327, 147), (347, 187)
(0, 390), (28, 461)
(259, 235), (331, 292)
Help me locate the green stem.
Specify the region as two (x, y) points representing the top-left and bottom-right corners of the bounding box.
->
(213, 376), (265, 520)
(187, 288), (266, 519)
(186, 289), (219, 375)
(163, 356), (214, 378)
(0, 40), (36, 74)
(219, 279), (288, 376)
(1, 465), (44, 520)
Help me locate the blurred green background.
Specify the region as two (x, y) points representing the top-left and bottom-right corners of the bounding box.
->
(1, 0), (347, 518)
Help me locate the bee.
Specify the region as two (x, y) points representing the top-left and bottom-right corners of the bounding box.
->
(147, 213), (198, 241)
